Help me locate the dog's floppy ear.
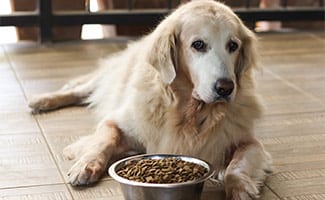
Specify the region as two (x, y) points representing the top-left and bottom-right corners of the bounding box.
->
(236, 26), (259, 77)
(147, 26), (177, 84)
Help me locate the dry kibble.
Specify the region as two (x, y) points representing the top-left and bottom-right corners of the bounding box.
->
(116, 157), (208, 184)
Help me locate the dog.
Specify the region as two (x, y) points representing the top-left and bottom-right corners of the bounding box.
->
(29, 1), (272, 199)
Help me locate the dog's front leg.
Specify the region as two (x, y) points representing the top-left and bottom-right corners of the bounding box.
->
(65, 120), (129, 186)
(224, 139), (272, 200)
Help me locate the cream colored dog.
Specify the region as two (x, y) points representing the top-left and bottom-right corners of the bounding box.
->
(29, 1), (272, 199)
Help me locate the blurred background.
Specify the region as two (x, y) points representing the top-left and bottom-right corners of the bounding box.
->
(0, 0), (324, 43)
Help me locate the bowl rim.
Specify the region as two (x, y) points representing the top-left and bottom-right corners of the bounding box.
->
(108, 153), (214, 188)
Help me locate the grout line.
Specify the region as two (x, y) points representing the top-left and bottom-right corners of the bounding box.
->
(1, 45), (30, 105)
(265, 184), (283, 200)
(31, 116), (75, 199)
(2, 45), (75, 200)
(0, 183), (69, 191)
(305, 32), (325, 43)
(0, 183), (75, 199)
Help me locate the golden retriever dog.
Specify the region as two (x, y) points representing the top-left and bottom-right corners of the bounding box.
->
(29, 0), (272, 199)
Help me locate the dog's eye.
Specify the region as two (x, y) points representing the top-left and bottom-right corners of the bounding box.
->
(191, 40), (207, 52)
(227, 40), (239, 53)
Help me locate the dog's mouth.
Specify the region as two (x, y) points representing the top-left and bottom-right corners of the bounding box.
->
(192, 90), (231, 104)
(214, 95), (232, 103)
(191, 90), (201, 101)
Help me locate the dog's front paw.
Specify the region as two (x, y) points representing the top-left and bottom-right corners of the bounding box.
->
(225, 173), (260, 200)
(28, 95), (58, 114)
(67, 156), (105, 186)
(63, 145), (76, 160)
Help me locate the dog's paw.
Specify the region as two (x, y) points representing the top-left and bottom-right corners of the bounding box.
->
(62, 145), (77, 160)
(225, 173), (260, 200)
(62, 136), (92, 161)
(67, 156), (105, 186)
(28, 95), (58, 114)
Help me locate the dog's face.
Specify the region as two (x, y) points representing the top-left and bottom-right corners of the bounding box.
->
(148, 1), (258, 104)
(179, 16), (242, 104)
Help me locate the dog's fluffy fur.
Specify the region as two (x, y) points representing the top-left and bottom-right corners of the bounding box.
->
(29, 1), (272, 199)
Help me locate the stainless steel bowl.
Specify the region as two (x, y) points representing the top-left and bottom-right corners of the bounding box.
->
(108, 154), (214, 200)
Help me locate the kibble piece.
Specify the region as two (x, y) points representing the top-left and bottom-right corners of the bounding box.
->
(116, 157), (208, 184)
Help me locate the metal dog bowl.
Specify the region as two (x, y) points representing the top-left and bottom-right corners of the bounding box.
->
(108, 154), (214, 200)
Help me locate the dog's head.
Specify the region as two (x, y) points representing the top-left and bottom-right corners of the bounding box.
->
(148, 0), (258, 104)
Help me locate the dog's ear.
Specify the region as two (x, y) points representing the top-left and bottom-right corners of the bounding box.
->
(236, 27), (259, 77)
(147, 27), (177, 85)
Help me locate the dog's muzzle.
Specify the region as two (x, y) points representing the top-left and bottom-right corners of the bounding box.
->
(192, 78), (235, 103)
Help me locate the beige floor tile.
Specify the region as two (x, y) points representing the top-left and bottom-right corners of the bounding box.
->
(0, 132), (63, 188)
(35, 107), (95, 134)
(201, 184), (226, 200)
(46, 133), (81, 178)
(3, 42), (54, 54)
(38, 114), (112, 183)
(34, 107), (97, 181)
(269, 166), (325, 182)
(260, 32), (325, 56)
(48, 41), (125, 54)
(0, 60), (30, 119)
(0, 184), (72, 200)
(0, 68), (21, 94)
(0, 51), (11, 75)
(267, 176), (325, 200)
(23, 78), (72, 97)
(257, 111), (325, 193)
(256, 72), (324, 115)
(256, 70), (324, 115)
(262, 52), (325, 70)
(259, 186), (281, 200)
(12, 62), (96, 82)
(0, 64), (29, 112)
(274, 159), (325, 173)
(0, 112), (39, 134)
(17, 66), (95, 99)
(0, 96), (29, 113)
(261, 135), (325, 164)
(5, 42), (125, 73)
(256, 112), (325, 138)
(68, 179), (124, 200)
(262, 53), (325, 103)
(272, 153), (325, 168)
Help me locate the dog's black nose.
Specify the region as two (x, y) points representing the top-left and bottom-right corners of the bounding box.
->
(215, 79), (234, 97)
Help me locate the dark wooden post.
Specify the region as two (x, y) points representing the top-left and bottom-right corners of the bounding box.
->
(38, 0), (52, 43)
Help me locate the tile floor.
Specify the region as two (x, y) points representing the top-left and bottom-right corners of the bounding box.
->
(0, 32), (324, 200)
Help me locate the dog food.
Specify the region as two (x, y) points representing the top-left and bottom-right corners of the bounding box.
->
(116, 157), (208, 183)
